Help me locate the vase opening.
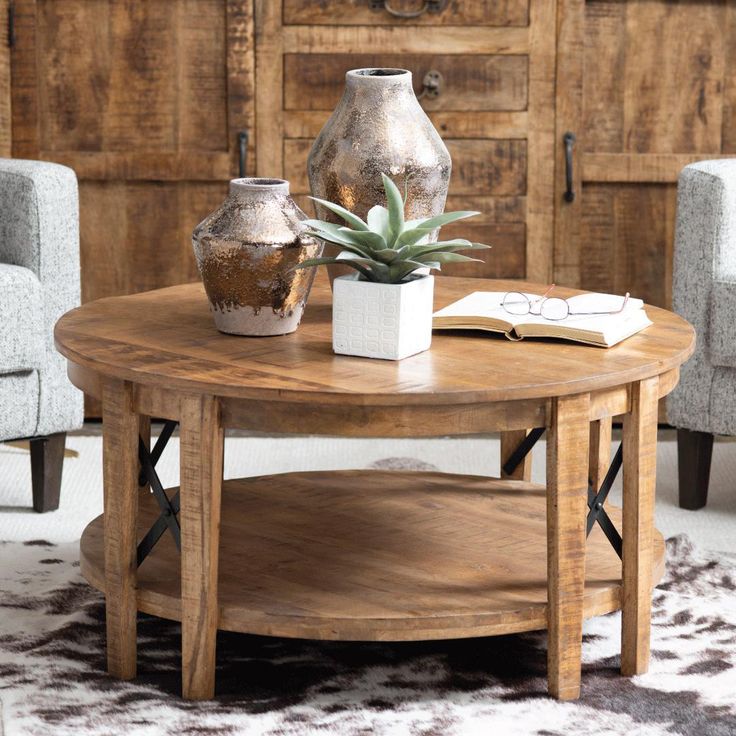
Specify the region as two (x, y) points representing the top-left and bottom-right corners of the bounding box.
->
(346, 68), (412, 86)
(229, 177), (289, 197)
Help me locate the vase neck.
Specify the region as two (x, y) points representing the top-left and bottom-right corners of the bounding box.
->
(229, 177), (289, 201)
(343, 68), (415, 104)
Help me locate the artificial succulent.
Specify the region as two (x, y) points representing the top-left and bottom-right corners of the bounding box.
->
(294, 173), (490, 284)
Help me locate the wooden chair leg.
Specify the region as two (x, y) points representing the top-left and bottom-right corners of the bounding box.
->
(30, 432), (67, 513)
(676, 428), (713, 510)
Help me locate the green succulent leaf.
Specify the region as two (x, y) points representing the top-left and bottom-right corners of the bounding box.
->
(395, 227), (433, 248)
(366, 205), (391, 242)
(411, 210), (481, 232)
(387, 260), (430, 282)
(309, 197), (370, 231)
(337, 228), (387, 251)
(382, 174), (405, 246)
(371, 248), (402, 264)
(305, 230), (373, 259)
(407, 239), (491, 259)
(414, 252), (485, 265)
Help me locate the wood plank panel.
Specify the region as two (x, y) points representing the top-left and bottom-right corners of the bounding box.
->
(582, 0), (625, 153)
(283, 0), (530, 27)
(0, 0), (10, 156)
(284, 110), (529, 140)
(282, 25), (530, 55)
(284, 139), (527, 196)
(525, 0), (557, 283)
(583, 152), (733, 183)
(284, 53), (528, 112)
(583, 0), (725, 154)
(578, 183), (676, 309)
(35, 0), (228, 153)
(79, 181), (227, 302)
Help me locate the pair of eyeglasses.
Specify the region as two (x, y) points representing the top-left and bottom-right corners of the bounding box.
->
(501, 284), (630, 321)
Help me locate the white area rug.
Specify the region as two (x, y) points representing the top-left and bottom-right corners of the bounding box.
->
(0, 535), (735, 735)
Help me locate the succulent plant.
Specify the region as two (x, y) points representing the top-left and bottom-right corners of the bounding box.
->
(294, 174), (490, 284)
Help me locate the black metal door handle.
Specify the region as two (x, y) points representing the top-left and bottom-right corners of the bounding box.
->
(238, 130), (249, 178)
(563, 132), (576, 203)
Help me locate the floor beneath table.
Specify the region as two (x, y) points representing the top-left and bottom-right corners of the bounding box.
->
(1, 427), (735, 552)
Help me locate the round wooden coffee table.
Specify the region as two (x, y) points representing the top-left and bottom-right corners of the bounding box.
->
(54, 275), (694, 702)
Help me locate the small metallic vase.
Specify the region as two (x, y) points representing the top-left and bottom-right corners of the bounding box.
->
(308, 68), (452, 283)
(192, 178), (322, 336)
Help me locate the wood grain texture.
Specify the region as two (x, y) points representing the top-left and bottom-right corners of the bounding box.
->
(254, 0), (282, 176)
(526, 0), (557, 283)
(578, 184), (676, 309)
(589, 417), (612, 493)
(80, 470), (667, 641)
(501, 430), (532, 481)
(0, 0), (10, 157)
(553, 0), (584, 293)
(621, 376), (659, 677)
(282, 25), (529, 55)
(179, 394), (224, 700)
(79, 181), (226, 303)
(102, 378), (139, 680)
(282, 0), (530, 27)
(284, 53), (528, 112)
(54, 276), (695, 408)
(546, 392), (590, 700)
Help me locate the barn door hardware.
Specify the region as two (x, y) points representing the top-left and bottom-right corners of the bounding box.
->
(563, 132), (576, 202)
(238, 130), (249, 178)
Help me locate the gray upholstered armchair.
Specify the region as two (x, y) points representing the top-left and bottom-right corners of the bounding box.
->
(667, 159), (736, 509)
(0, 158), (84, 511)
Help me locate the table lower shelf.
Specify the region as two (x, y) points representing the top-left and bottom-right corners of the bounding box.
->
(80, 470), (665, 642)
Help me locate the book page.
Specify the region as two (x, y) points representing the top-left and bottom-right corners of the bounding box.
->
(433, 291), (530, 328)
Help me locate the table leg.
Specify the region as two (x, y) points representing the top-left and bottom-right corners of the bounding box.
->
(501, 430), (532, 481)
(546, 393), (590, 700)
(179, 394), (224, 700)
(102, 379), (139, 679)
(589, 417), (613, 491)
(621, 377), (659, 675)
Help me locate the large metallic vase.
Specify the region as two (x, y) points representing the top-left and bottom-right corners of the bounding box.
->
(308, 68), (452, 282)
(192, 178), (322, 336)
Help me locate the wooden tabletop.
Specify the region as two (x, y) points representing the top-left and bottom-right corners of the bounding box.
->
(54, 275), (695, 406)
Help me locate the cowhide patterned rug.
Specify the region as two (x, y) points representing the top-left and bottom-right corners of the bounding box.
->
(1, 535), (735, 736)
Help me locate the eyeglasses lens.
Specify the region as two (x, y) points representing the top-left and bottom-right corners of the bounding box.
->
(502, 292), (531, 316)
(540, 297), (569, 321)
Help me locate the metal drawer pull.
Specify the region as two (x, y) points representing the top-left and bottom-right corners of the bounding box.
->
(417, 70), (443, 100)
(369, 0), (447, 19)
(238, 130), (249, 178)
(563, 132), (576, 203)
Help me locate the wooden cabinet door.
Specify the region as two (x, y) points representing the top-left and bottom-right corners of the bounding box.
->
(10, 0), (253, 303)
(256, 0), (557, 283)
(555, 0), (736, 308)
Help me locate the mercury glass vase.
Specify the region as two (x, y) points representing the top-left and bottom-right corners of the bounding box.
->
(192, 178), (322, 336)
(307, 67), (452, 283)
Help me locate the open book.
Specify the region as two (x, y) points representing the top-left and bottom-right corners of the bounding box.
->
(432, 291), (653, 348)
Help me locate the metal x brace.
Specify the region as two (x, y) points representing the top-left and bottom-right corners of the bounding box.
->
(502, 428), (623, 559)
(136, 420), (180, 567)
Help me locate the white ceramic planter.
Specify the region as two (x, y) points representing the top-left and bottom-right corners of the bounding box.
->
(332, 275), (434, 360)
